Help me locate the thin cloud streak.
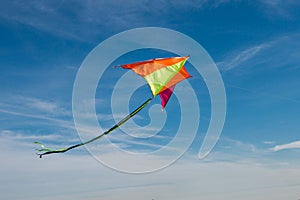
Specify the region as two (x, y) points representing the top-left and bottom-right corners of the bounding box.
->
(0, 107), (73, 128)
(0, 107), (99, 135)
(272, 140), (300, 152)
(0, 129), (80, 144)
(219, 43), (268, 71)
(0, 95), (72, 117)
(258, 0), (300, 19)
(0, 0), (234, 42)
(218, 33), (300, 73)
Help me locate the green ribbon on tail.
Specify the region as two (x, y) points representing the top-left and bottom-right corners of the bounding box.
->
(35, 98), (152, 158)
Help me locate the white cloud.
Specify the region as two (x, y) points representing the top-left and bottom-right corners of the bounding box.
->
(272, 140), (300, 152)
(0, 95), (71, 117)
(106, 132), (169, 148)
(263, 141), (275, 145)
(0, 129), (79, 145)
(25, 97), (58, 112)
(0, 0), (235, 42)
(1, 129), (300, 200)
(1, 129), (55, 140)
(219, 43), (268, 71)
(218, 33), (300, 73)
(1, 138), (300, 200)
(0, 107), (75, 129)
(23, 97), (71, 116)
(201, 137), (266, 164)
(258, 0), (300, 19)
(0, 0), (155, 41)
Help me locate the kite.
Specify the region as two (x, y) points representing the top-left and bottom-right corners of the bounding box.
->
(35, 56), (191, 158)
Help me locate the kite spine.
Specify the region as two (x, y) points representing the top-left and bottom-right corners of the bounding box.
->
(36, 98), (152, 158)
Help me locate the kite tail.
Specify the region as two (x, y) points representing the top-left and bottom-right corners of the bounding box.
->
(35, 98), (152, 158)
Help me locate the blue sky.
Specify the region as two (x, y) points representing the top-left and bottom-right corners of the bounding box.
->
(1, 0), (300, 199)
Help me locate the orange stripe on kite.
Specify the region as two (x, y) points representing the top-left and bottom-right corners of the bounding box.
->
(122, 56), (189, 77)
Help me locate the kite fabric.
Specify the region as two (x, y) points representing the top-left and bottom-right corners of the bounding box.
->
(159, 85), (175, 109)
(122, 56), (191, 109)
(35, 56), (191, 158)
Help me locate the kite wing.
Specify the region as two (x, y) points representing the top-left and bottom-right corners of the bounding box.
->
(122, 56), (191, 109)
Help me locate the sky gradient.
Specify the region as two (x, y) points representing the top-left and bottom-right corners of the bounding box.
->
(1, 0), (300, 199)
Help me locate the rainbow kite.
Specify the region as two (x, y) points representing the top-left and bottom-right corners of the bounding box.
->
(35, 56), (191, 158)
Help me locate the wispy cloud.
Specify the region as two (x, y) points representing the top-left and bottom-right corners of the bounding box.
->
(108, 134), (167, 150)
(1, 129), (60, 141)
(0, 129), (82, 151)
(0, 107), (74, 128)
(0, 0), (157, 41)
(0, 95), (71, 117)
(203, 137), (262, 163)
(1, 139), (300, 200)
(263, 141), (275, 145)
(25, 97), (71, 116)
(23, 97), (62, 113)
(0, 0), (235, 42)
(218, 43), (268, 71)
(258, 0), (300, 19)
(218, 33), (300, 73)
(272, 140), (300, 152)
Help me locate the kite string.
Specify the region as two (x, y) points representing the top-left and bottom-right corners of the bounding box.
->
(35, 98), (152, 158)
